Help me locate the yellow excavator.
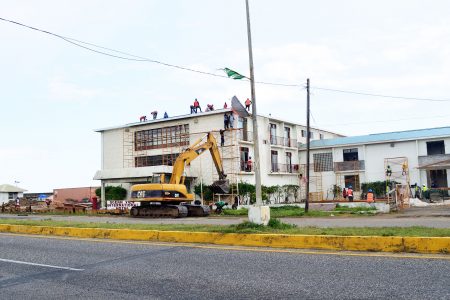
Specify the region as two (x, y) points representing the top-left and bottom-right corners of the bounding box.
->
(129, 132), (229, 218)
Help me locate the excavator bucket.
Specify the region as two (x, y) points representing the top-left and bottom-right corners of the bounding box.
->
(211, 179), (230, 194)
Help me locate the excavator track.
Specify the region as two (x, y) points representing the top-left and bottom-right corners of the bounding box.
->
(130, 204), (188, 218)
(182, 204), (211, 217)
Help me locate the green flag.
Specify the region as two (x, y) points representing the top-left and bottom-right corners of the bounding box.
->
(223, 68), (246, 80)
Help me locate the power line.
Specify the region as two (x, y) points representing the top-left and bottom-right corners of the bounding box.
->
(312, 86), (450, 102)
(0, 17), (300, 87)
(320, 113), (450, 127)
(3, 17), (450, 99)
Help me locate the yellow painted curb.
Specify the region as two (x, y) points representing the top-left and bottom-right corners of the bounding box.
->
(0, 224), (448, 254)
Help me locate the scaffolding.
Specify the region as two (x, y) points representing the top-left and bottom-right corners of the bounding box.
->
(385, 157), (411, 210)
(298, 164), (323, 202)
(212, 128), (240, 205)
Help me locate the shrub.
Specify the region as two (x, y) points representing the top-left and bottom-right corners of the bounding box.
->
(95, 186), (127, 200)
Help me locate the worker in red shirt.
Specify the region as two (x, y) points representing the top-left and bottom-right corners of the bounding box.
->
(194, 98), (202, 113)
(247, 157), (252, 172)
(245, 98), (252, 111)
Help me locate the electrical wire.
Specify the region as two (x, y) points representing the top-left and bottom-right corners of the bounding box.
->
(312, 86), (450, 102)
(3, 17), (450, 99)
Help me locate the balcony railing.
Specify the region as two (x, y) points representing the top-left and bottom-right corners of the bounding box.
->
(270, 163), (300, 173)
(237, 129), (253, 142)
(418, 154), (450, 168)
(334, 160), (365, 172)
(269, 135), (298, 147)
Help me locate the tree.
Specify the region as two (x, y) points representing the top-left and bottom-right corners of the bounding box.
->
(95, 186), (127, 200)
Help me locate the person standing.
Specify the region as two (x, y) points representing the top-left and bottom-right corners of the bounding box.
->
(194, 98), (202, 113)
(219, 129), (225, 147)
(151, 111), (158, 119)
(366, 189), (374, 204)
(229, 113), (235, 128)
(347, 185), (354, 202)
(164, 112), (168, 118)
(342, 186), (348, 200)
(224, 113), (229, 129)
(224, 102), (228, 108)
(245, 98), (252, 111)
(247, 157), (252, 172)
(386, 165), (392, 177)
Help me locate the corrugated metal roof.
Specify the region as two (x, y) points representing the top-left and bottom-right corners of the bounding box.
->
(0, 184), (27, 193)
(300, 126), (450, 149)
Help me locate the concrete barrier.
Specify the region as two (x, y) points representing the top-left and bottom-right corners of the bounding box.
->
(0, 224), (448, 254)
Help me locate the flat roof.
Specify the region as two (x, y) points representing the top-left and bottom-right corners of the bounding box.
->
(300, 126), (450, 149)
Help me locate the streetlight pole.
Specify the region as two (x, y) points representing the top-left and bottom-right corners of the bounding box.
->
(305, 78), (310, 213)
(245, 0), (262, 205)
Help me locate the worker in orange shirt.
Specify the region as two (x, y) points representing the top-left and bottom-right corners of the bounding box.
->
(367, 189), (374, 204)
(245, 98), (252, 111)
(347, 185), (354, 202)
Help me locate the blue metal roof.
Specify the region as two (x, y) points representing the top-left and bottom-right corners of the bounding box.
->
(302, 126), (450, 149)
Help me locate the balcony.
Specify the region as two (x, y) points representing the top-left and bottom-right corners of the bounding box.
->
(269, 135), (298, 148)
(270, 163), (300, 173)
(334, 160), (365, 172)
(418, 154), (450, 169)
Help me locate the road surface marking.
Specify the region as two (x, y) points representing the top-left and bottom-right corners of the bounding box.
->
(0, 258), (84, 271)
(1, 232), (449, 261)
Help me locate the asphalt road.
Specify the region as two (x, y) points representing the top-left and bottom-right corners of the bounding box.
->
(0, 234), (449, 299)
(1, 213), (450, 228)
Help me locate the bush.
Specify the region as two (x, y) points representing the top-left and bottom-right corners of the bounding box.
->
(361, 181), (394, 198)
(95, 186), (127, 200)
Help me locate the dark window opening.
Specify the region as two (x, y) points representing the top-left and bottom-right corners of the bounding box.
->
(240, 147), (250, 171)
(426, 140), (445, 155)
(135, 153), (180, 167)
(271, 150), (278, 172)
(343, 148), (359, 161)
(135, 124), (189, 151)
(344, 175), (360, 191)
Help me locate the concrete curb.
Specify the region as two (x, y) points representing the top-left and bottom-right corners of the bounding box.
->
(0, 224), (449, 254)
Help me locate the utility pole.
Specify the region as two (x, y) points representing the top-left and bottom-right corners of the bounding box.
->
(305, 78), (310, 213)
(245, 0), (262, 205)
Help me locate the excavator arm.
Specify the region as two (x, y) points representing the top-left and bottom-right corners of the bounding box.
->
(169, 132), (227, 186)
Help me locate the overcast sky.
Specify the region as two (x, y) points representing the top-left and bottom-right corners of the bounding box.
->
(2, 0), (450, 192)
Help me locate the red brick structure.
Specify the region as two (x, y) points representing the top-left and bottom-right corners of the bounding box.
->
(53, 187), (99, 206)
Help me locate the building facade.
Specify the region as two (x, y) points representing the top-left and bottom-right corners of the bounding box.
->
(94, 99), (341, 204)
(0, 184), (26, 205)
(299, 127), (450, 200)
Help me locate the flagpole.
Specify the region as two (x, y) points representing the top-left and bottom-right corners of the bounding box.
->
(245, 0), (262, 206)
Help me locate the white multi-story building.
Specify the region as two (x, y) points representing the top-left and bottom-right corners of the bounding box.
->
(93, 99), (341, 204)
(299, 126), (450, 200)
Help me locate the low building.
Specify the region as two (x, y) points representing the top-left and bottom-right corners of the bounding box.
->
(299, 126), (450, 200)
(0, 184), (26, 204)
(93, 97), (342, 204)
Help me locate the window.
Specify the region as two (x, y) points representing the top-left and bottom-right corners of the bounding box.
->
(286, 152), (292, 173)
(313, 152), (333, 172)
(427, 140), (445, 155)
(271, 150), (278, 172)
(135, 153), (180, 167)
(237, 117), (249, 141)
(8, 192), (17, 200)
(301, 130), (306, 138)
(320, 133), (324, 140)
(270, 123), (277, 145)
(344, 175), (360, 191)
(343, 148), (359, 161)
(135, 124), (189, 151)
(240, 147), (250, 171)
(284, 127), (291, 147)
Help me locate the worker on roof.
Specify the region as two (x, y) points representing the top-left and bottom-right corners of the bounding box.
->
(193, 98), (202, 113)
(206, 104), (214, 112)
(151, 111), (158, 120)
(164, 112), (168, 118)
(224, 102), (228, 108)
(140, 115), (147, 122)
(245, 98), (252, 111)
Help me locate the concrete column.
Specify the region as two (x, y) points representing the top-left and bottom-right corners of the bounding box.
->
(101, 182), (106, 209)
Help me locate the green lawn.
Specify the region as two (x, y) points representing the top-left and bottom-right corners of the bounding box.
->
(0, 218), (448, 237)
(222, 205), (376, 217)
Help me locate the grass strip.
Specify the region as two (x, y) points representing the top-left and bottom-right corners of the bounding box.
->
(0, 218), (448, 237)
(223, 206), (376, 217)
